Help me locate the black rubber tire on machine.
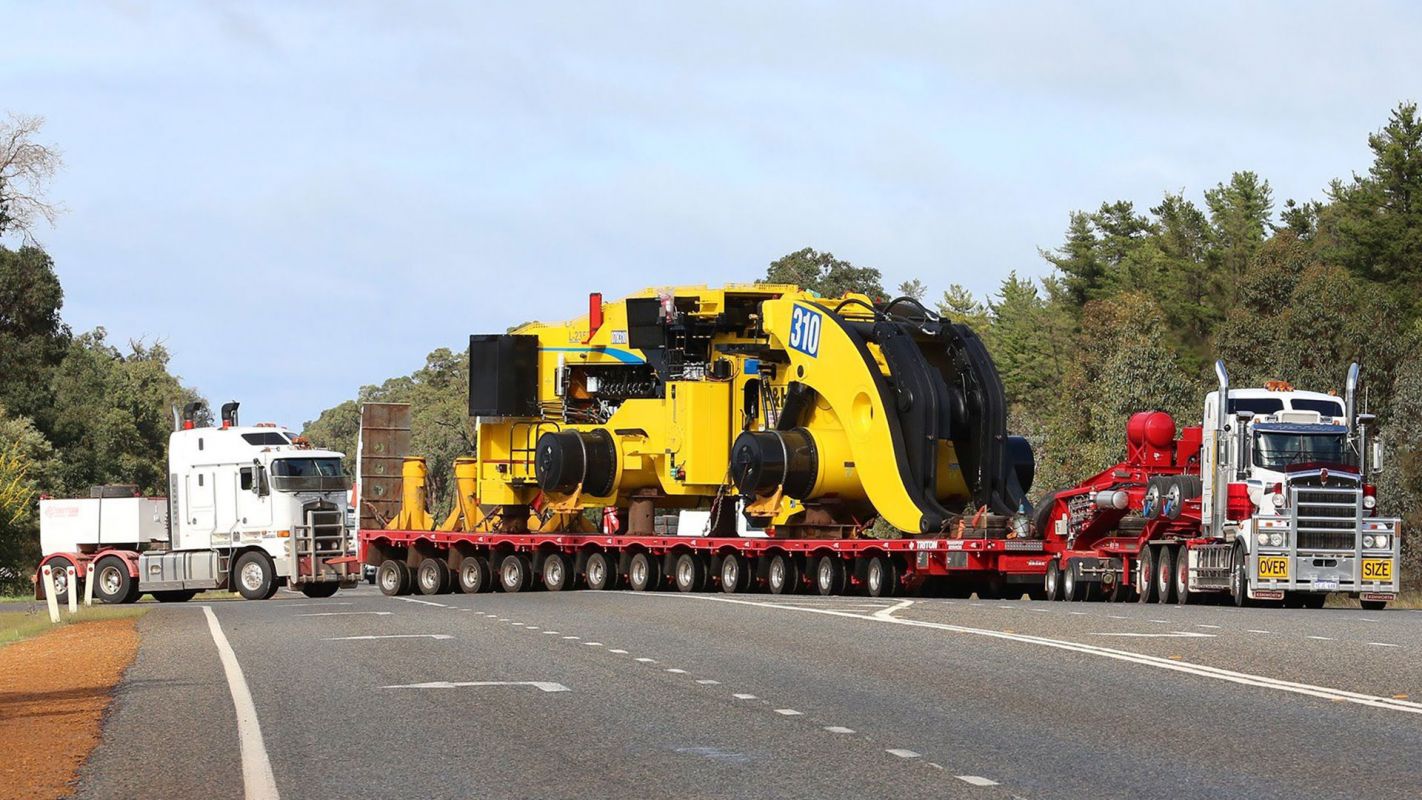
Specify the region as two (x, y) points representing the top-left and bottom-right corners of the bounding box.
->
(1155, 546), (1175, 604)
(499, 553), (534, 593)
(458, 555), (493, 593)
(377, 559), (412, 597)
(864, 555), (898, 598)
(719, 554), (749, 593)
(1136, 546), (1156, 604)
(153, 589), (200, 602)
(584, 552), (616, 591)
(233, 551), (277, 601)
(417, 557), (452, 596)
(1044, 559), (1063, 601)
(628, 552), (657, 592)
(1062, 558), (1083, 602)
(814, 556), (847, 596)
(766, 554), (799, 595)
(299, 583), (338, 599)
(674, 553), (707, 593)
(542, 553), (574, 591)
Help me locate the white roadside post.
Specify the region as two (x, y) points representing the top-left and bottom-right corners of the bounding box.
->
(66, 566), (78, 614)
(84, 562), (96, 606)
(41, 565), (61, 624)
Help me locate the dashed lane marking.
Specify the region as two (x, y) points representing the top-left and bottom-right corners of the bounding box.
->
(1369, 642), (1400, 648)
(297, 611), (392, 617)
(885, 748), (920, 758)
(956, 775), (999, 787)
(382, 681), (570, 693)
(733, 693), (758, 700)
(666, 668), (688, 674)
(636, 657), (657, 663)
(1197, 624), (1222, 629)
(1247, 629), (1271, 634)
(201, 606), (280, 800)
(324, 634), (452, 641)
(774, 708), (803, 716)
(824, 726), (855, 734)
(696, 679), (720, 685)
(397, 597), (447, 608)
(609, 648), (629, 654)
(1308, 636), (1335, 641)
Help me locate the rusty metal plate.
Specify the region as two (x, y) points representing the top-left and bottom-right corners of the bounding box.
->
(358, 403), (411, 530)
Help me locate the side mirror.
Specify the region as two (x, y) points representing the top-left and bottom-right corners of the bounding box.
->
(1371, 440), (1385, 475)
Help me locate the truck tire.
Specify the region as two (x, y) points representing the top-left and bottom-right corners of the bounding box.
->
(1044, 559), (1062, 601)
(499, 554), (533, 593)
(459, 555), (493, 593)
(153, 590), (199, 602)
(43, 557), (77, 604)
(1230, 545), (1248, 607)
(542, 553), (573, 591)
(814, 556), (847, 596)
(628, 552), (657, 592)
(300, 583), (339, 599)
(1062, 559), (1084, 601)
(864, 556), (897, 598)
(88, 557), (134, 605)
(233, 551), (276, 600)
(1136, 547), (1156, 603)
(417, 558), (452, 595)
(584, 552), (616, 591)
(1155, 547), (1176, 604)
(1143, 478), (1164, 520)
(673, 553), (706, 593)
(1164, 479), (1185, 521)
(377, 560), (412, 596)
(767, 554), (799, 595)
(1175, 550), (1193, 605)
(719, 554), (748, 593)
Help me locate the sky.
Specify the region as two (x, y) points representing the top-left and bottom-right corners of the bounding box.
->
(4, 1), (1422, 429)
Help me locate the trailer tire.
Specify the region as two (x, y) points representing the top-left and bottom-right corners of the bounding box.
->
(1175, 549), (1193, 605)
(673, 553), (707, 593)
(1044, 559), (1062, 601)
(542, 553), (574, 591)
(299, 583), (339, 599)
(864, 556), (898, 598)
(584, 552), (616, 591)
(814, 556), (847, 596)
(1136, 546), (1156, 603)
(45, 557), (77, 604)
(153, 589), (199, 602)
(417, 558), (452, 595)
(1155, 547), (1175, 604)
(767, 554), (800, 595)
(499, 554), (534, 593)
(628, 552), (657, 592)
(719, 554), (748, 593)
(1062, 559), (1084, 601)
(234, 552), (276, 600)
(377, 560), (412, 596)
(458, 555), (493, 594)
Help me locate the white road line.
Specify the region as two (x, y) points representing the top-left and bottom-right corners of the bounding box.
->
(956, 775), (999, 787)
(1092, 631), (1215, 639)
(1068, 611), (1087, 616)
(609, 649), (629, 654)
(666, 668), (688, 674)
(1108, 615), (1128, 619)
(1246, 629), (1271, 634)
(636, 657), (657, 663)
(774, 708), (802, 716)
(275, 601), (351, 607)
(324, 634), (452, 641)
(648, 593), (1422, 716)
(543, 631), (560, 635)
(382, 681), (569, 693)
(885, 748), (920, 758)
(1308, 636), (1335, 641)
(1368, 642), (1400, 648)
(397, 597), (447, 608)
(585, 642), (603, 646)
(297, 611), (392, 617)
(872, 599), (914, 620)
(733, 693), (758, 700)
(562, 635), (579, 640)
(1197, 624), (1222, 629)
(201, 606), (280, 800)
(696, 679), (720, 685)
(824, 726), (855, 733)
(527, 626), (539, 630)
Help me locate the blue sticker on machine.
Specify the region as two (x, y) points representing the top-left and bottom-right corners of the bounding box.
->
(787, 305), (822, 358)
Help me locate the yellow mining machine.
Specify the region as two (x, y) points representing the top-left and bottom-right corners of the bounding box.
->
(452, 283), (1034, 538)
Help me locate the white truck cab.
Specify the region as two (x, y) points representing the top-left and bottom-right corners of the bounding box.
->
(37, 401), (360, 603)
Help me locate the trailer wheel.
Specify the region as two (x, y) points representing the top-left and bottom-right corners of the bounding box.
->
(673, 553), (707, 593)
(628, 552), (657, 592)
(1154, 547), (1176, 604)
(153, 590), (199, 603)
(299, 583), (339, 599)
(377, 559), (412, 596)
(90, 556), (137, 605)
(1044, 559), (1062, 601)
(458, 555), (493, 594)
(719, 554), (748, 593)
(584, 552), (616, 590)
(767, 554), (800, 595)
(1062, 559), (1084, 601)
(234, 551), (276, 600)
(417, 558), (452, 595)
(1136, 547), (1157, 603)
(499, 554), (534, 593)
(1175, 550), (1193, 605)
(864, 556), (897, 598)
(814, 557), (847, 596)
(44, 557), (77, 604)
(542, 553), (574, 591)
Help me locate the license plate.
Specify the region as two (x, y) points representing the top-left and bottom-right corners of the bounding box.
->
(1362, 559), (1393, 582)
(1313, 579), (1339, 591)
(1257, 556), (1289, 580)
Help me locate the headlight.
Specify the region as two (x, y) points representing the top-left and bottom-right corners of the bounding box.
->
(1363, 495), (1377, 510)
(1268, 532), (1284, 547)
(1256, 532), (1269, 545)
(1271, 492), (1286, 508)
(1373, 534), (1389, 550)
(1363, 534), (1376, 548)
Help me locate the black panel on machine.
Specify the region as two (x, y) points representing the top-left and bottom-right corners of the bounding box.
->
(468, 334), (540, 417)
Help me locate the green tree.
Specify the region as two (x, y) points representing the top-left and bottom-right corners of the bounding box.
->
(937, 283), (989, 330)
(0, 245), (70, 427)
(896, 279), (927, 301)
(1040, 211), (1105, 306)
(764, 247), (885, 299)
(0, 406), (56, 593)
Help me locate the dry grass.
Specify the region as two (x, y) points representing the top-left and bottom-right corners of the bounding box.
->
(0, 604), (149, 648)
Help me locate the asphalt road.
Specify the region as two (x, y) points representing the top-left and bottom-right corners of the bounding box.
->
(75, 585), (1422, 800)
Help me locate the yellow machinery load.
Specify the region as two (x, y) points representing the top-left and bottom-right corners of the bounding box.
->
(461, 283), (1034, 538)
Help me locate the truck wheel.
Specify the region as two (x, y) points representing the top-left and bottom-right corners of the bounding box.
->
(542, 553), (573, 591)
(458, 555), (493, 593)
(673, 553), (706, 593)
(153, 589), (199, 603)
(1230, 546), (1248, 607)
(628, 552), (656, 592)
(1175, 550), (1193, 605)
(719, 554), (748, 593)
(1044, 559), (1062, 601)
(417, 558), (452, 595)
(767, 554), (799, 595)
(1361, 599), (1388, 611)
(499, 554), (533, 593)
(234, 552), (276, 600)
(814, 557), (847, 596)
(1155, 547), (1176, 604)
(45, 557), (77, 604)
(1136, 547), (1156, 603)
(864, 556), (897, 598)
(1143, 478), (1163, 520)
(377, 560), (412, 596)
(300, 583), (339, 599)
(1163, 479), (1185, 521)
(584, 552), (616, 590)
(1062, 559), (1083, 601)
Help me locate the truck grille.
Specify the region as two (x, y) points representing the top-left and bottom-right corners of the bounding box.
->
(1293, 487), (1359, 550)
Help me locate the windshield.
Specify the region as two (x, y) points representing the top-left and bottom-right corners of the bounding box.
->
(1253, 431), (1351, 470)
(270, 458), (349, 492)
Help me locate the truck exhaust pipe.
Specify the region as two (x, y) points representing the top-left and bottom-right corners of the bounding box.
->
(1345, 362), (1360, 433)
(1213, 360), (1230, 534)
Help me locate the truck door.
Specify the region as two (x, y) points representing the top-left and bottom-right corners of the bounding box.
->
(186, 470), (216, 542)
(214, 469), (238, 536)
(237, 465), (272, 529)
